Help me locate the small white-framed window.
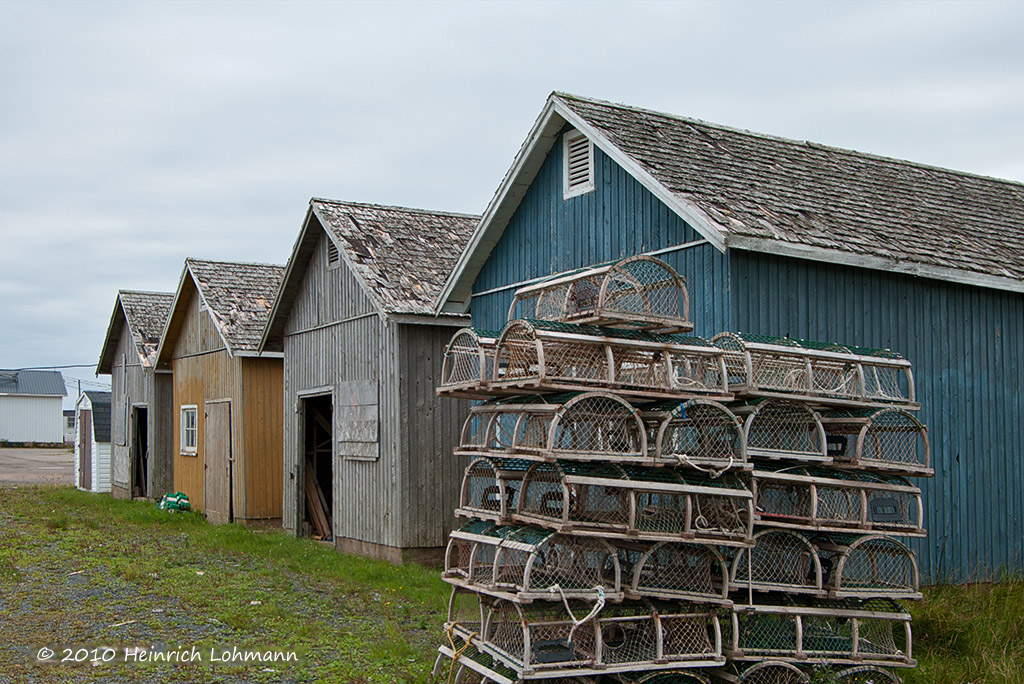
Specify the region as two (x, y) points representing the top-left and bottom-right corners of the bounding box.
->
(180, 405), (198, 455)
(563, 130), (595, 199)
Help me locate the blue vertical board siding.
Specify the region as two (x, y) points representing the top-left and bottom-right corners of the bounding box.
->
(464, 125), (1022, 583)
(471, 129), (731, 335)
(731, 250), (1024, 583)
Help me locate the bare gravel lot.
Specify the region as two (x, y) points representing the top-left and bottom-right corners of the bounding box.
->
(0, 447), (74, 486)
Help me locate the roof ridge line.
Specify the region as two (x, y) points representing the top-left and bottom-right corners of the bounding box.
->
(555, 91), (1024, 189)
(310, 197), (481, 220)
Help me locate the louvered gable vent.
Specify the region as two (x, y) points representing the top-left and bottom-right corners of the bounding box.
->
(326, 236), (340, 267)
(563, 130), (594, 198)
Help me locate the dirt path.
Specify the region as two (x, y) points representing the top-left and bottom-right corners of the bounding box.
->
(0, 447), (74, 486)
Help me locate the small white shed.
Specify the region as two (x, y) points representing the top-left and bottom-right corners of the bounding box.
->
(75, 391), (112, 493)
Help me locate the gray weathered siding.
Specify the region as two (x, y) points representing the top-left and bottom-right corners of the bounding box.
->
(282, 230), (397, 547)
(398, 324), (470, 548)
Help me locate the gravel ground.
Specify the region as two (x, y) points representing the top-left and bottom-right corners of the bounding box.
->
(0, 447), (74, 486)
(0, 488), (445, 684)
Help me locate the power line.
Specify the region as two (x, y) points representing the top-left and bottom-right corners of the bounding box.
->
(8, 364), (98, 371)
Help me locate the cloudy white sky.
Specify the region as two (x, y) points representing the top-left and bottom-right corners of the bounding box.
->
(1, 0), (1022, 404)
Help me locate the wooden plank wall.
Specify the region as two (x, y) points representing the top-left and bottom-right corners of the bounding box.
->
(281, 228), (401, 548)
(151, 371), (174, 497)
(171, 286), (231, 514)
(240, 357), (283, 519)
(732, 251), (1024, 583)
(470, 126), (732, 336)
(109, 321), (155, 498)
(398, 324), (470, 549)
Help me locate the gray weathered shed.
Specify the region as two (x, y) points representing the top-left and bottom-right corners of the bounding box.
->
(96, 290), (175, 499)
(260, 198), (478, 563)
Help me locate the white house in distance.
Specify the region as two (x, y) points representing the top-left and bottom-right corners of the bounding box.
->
(75, 391), (112, 493)
(0, 370), (67, 444)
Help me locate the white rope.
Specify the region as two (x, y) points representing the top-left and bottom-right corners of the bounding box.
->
(674, 452), (732, 478)
(548, 584), (606, 642)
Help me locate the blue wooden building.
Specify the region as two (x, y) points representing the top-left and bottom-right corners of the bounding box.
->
(436, 92), (1024, 583)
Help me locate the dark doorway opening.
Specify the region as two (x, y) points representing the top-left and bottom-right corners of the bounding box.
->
(132, 407), (148, 498)
(302, 395), (333, 540)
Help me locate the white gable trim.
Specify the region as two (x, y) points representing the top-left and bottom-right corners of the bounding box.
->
(435, 94), (733, 314)
(728, 235), (1024, 294)
(436, 99), (566, 313)
(550, 99), (729, 253)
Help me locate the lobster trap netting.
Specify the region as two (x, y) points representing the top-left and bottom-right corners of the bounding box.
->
(485, 599), (597, 670)
(631, 541), (729, 602)
(742, 400), (827, 462)
(508, 255), (691, 333)
(597, 607), (660, 665)
(754, 467), (924, 536)
(549, 393), (647, 458)
(731, 530), (822, 594)
(648, 399), (745, 469)
(491, 319), (729, 400)
(458, 457), (530, 521)
(822, 535), (919, 598)
(489, 526), (621, 599)
(440, 328), (500, 395)
(447, 587), (485, 633)
(618, 670), (711, 684)
(732, 661), (809, 684)
(821, 409), (930, 475)
(712, 333), (917, 407)
(833, 665), (903, 683)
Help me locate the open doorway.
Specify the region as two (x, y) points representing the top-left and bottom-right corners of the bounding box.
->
(131, 407), (148, 498)
(302, 394), (333, 541)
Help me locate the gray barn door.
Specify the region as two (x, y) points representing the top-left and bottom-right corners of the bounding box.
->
(79, 409), (92, 490)
(203, 401), (232, 524)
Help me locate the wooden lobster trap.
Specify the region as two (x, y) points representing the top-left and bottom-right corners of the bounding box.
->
(832, 665), (903, 683)
(711, 332), (918, 409)
(514, 461), (754, 546)
(724, 598), (915, 668)
(753, 467), (925, 537)
(440, 328), (500, 398)
(815, 534), (922, 600)
(737, 400), (829, 464)
(730, 530), (826, 597)
(617, 670), (712, 684)
(447, 598), (723, 678)
(713, 661), (810, 684)
(455, 392), (650, 463)
(730, 531), (921, 600)
(819, 409), (932, 477)
(491, 319), (731, 401)
(456, 457), (532, 524)
(507, 255), (693, 334)
(628, 541), (731, 604)
(443, 520), (624, 602)
(644, 399), (748, 470)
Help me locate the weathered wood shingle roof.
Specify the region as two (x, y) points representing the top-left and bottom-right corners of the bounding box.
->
(184, 259), (285, 353)
(438, 92), (1024, 310)
(97, 290), (174, 373)
(312, 199), (479, 315)
(556, 92), (1024, 284)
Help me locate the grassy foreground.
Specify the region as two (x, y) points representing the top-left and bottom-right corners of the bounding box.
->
(0, 486), (1020, 683)
(0, 486), (450, 683)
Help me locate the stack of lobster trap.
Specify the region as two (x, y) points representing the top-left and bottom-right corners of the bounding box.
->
(433, 256), (930, 684)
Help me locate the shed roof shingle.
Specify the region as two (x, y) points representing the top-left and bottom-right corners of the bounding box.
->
(185, 259), (285, 353)
(82, 390), (111, 443)
(555, 92), (1024, 284)
(311, 199), (479, 315)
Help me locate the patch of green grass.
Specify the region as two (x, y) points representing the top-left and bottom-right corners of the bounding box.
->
(0, 486), (448, 684)
(905, 576), (1024, 684)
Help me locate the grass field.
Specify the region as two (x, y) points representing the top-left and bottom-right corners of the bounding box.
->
(0, 486), (1020, 683)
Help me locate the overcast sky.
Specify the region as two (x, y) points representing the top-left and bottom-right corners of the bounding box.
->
(1, 0), (1022, 404)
